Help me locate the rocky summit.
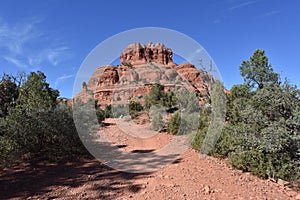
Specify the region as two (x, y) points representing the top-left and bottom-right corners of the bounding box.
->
(120, 42), (174, 66)
(75, 42), (214, 107)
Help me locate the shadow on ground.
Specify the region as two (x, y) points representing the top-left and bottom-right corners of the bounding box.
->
(0, 147), (183, 199)
(0, 157), (148, 199)
(0, 119), (185, 199)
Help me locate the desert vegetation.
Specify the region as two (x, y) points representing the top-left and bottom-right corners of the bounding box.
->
(0, 71), (89, 164)
(0, 49), (299, 190)
(191, 50), (300, 184)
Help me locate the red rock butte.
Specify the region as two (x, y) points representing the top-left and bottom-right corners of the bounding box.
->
(120, 42), (174, 66)
(75, 42), (214, 108)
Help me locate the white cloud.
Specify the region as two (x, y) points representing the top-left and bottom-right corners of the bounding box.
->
(261, 10), (280, 17)
(227, 1), (257, 11)
(54, 74), (74, 88)
(3, 56), (27, 68)
(0, 17), (70, 70)
(0, 18), (42, 55)
(28, 46), (70, 67)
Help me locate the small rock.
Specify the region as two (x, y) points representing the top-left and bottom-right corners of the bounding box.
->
(203, 185), (210, 195)
(277, 178), (289, 186)
(268, 178), (276, 183)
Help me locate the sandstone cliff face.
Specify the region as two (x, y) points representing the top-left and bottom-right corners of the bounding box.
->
(75, 42), (214, 108)
(120, 42), (175, 66)
(175, 63), (213, 95)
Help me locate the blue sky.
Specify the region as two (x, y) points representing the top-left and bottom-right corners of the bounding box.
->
(0, 0), (299, 98)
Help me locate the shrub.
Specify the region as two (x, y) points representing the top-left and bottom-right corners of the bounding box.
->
(112, 105), (127, 118)
(208, 50), (300, 182)
(96, 108), (106, 123)
(178, 113), (199, 135)
(176, 89), (199, 114)
(190, 127), (208, 150)
(150, 112), (164, 131)
(4, 105), (88, 161)
(0, 71), (89, 164)
(167, 111), (181, 135)
(0, 136), (15, 164)
(128, 101), (143, 118)
(228, 148), (300, 180)
(209, 125), (238, 157)
(122, 62), (133, 68)
(191, 80), (226, 154)
(144, 83), (177, 109)
(104, 104), (113, 118)
(191, 50), (300, 183)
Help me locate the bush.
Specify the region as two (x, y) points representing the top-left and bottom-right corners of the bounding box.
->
(3, 105), (88, 161)
(178, 113), (199, 135)
(191, 50), (300, 183)
(209, 125), (238, 157)
(122, 62), (133, 68)
(96, 108), (106, 123)
(104, 104), (113, 118)
(150, 112), (164, 131)
(0, 79), (19, 117)
(0, 136), (15, 164)
(167, 112), (181, 135)
(112, 105), (127, 118)
(228, 148), (300, 180)
(73, 99), (102, 143)
(208, 83), (300, 181)
(210, 81), (300, 181)
(0, 71), (89, 164)
(176, 89), (199, 114)
(144, 83), (177, 109)
(190, 107), (211, 150)
(190, 127), (208, 150)
(129, 101), (143, 118)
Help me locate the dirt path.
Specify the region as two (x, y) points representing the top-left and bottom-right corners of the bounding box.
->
(0, 119), (299, 200)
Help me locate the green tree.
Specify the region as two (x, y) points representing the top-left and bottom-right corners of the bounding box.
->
(222, 66), (299, 181)
(240, 49), (279, 89)
(2, 71), (88, 162)
(144, 83), (165, 108)
(0, 73), (26, 117)
(191, 50), (300, 183)
(17, 71), (59, 108)
(226, 84), (252, 124)
(0, 79), (18, 117)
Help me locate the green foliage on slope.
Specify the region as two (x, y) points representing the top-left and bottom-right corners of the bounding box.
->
(0, 71), (89, 164)
(191, 50), (300, 182)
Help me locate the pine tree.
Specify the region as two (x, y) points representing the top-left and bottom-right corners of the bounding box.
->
(240, 49), (279, 89)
